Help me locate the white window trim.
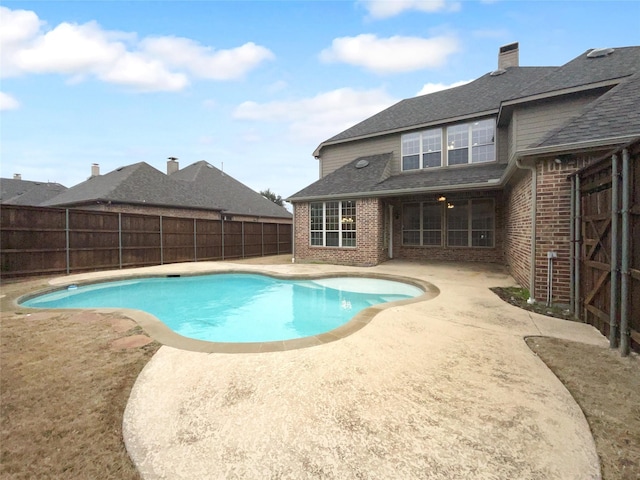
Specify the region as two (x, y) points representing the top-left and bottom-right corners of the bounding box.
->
(310, 200), (357, 248)
(401, 118), (496, 171)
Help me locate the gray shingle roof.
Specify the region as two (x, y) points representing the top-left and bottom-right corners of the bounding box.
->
(289, 154), (507, 201)
(323, 67), (556, 144)
(320, 46), (640, 149)
(534, 72), (640, 148)
(41, 161), (291, 219)
(1, 178), (67, 205)
(509, 46), (640, 100)
(170, 161), (292, 218)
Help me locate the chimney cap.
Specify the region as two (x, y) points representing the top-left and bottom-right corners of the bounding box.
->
(13, 173), (22, 180)
(499, 42), (519, 54)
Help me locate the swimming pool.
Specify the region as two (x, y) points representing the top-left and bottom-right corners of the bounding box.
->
(21, 273), (423, 343)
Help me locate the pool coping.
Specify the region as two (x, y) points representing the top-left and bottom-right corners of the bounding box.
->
(16, 270), (440, 353)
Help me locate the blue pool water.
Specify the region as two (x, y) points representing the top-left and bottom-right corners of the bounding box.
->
(22, 274), (423, 343)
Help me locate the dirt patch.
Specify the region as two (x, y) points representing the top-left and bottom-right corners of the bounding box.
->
(491, 286), (575, 320)
(1, 279), (160, 480)
(527, 337), (640, 480)
(490, 285), (640, 479)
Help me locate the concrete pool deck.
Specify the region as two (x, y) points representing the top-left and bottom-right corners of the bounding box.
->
(51, 258), (606, 478)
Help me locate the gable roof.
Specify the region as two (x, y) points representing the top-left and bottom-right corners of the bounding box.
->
(0, 178), (67, 205)
(316, 45), (640, 154)
(534, 72), (640, 149)
(170, 161), (292, 218)
(42, 161), (291, 219)
(289, 154), (507, 201)
(319, 66), (556, 148)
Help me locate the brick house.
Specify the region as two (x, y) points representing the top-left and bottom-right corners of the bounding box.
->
(288, 43), (640, 304)
(40, 158), (292, 224)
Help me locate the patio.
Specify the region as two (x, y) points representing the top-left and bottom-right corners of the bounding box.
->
(52, 259), (607, 478)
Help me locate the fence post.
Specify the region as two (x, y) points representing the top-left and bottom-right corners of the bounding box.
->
(160, 215), (164, 265)
(261, 222), (264, 257)
(65, 209), (70, 275)
(242, 221), (245, 258)
(277, 223), (280, 255)
(118, 212), (123, 270)
(610, 154), (620, 348)
(194, 218), (197, 262)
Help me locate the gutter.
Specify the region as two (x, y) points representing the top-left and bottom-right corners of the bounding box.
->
(515, 156), (537, 303)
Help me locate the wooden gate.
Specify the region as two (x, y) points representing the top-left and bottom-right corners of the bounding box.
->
(576, 139), (640, 353)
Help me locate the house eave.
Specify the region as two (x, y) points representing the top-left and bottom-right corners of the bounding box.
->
(515, 134), (639, 159)
(288, 180), (504, 203)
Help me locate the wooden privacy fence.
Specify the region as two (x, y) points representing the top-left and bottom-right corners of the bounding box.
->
(571, 138), (640, 355)
(1, 205), (292, 278)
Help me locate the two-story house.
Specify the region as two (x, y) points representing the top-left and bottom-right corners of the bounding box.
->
(288, 43), (640, 304)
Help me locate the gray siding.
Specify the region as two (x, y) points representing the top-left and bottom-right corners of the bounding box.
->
(497, 127), (509, 164)
(515, 92), (600, 150)
(320, 135), (399, 178)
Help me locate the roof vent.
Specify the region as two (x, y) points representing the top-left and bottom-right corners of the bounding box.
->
(355, 159), (369, 169)
(490, 69), (506, 77)
(587, 48), (615, 58)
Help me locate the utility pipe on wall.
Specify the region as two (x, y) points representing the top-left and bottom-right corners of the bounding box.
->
(620, 148), (631, 357)
(610, 154), (620, 348)
(574, 175), (581, 318)
(388, 204), (394, 259)
(516, 157), (537, 303)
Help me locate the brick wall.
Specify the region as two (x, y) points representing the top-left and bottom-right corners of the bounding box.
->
(504, 170), (532, 294)
(533, 155), (596, 304)
(293, 198), (387, 266)
(505, 154), (601, 304)
(294, 192), (505, 267)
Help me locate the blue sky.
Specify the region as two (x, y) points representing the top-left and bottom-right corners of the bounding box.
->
(1, 1), (639, 200)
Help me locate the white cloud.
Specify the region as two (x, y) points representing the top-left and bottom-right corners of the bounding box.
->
(0, 91), (20, 110)
(416, 79), (471, 96)
(140, 36), (274, 80)
(0, 6), (273, 91)
(360, 0), (461, 19)
(319, 34), (459, 74)
(233, 87), (397, 141)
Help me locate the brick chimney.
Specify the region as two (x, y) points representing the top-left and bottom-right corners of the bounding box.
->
(498, 42), (519, 70)
(167, 157), (179, 175)
(13, 173), (21, 180)
(91, 163), (100, 177)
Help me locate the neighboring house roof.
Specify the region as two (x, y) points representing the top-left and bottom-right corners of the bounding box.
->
(170, 161), (292, 218)
(289, 154), (507, 201)
(41, 161), (292, 219)
(534, 72), (640, 149)
(0, 178), (67, 205)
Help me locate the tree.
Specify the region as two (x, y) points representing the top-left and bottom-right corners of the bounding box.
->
(260, 188), (285, 207)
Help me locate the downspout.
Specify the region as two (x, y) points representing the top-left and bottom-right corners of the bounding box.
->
(620, 148), (631, 356)
(516, 157), (537, 303)
(609, 154), (619, 348)
(569, 176), (575, 314)
(291, 206), (296, 263)
(574, 175), (581, 318)
(388, 204), (394, 259)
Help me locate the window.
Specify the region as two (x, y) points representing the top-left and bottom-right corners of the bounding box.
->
(402, 199), (494, 248)
(310, 200), (357, 247)
(402, 203), (442, 246)
(402, 128), (442, 170)
(401, 119), (495, 171)
(446, 199), (494, 247)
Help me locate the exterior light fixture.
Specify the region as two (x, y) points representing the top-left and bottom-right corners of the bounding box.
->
(438, 195), (446, 202)
(447, 203), (454, 209)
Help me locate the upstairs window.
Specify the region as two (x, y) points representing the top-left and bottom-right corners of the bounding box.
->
(401, 119), (495, 170)
(402, 128), (442, 170)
